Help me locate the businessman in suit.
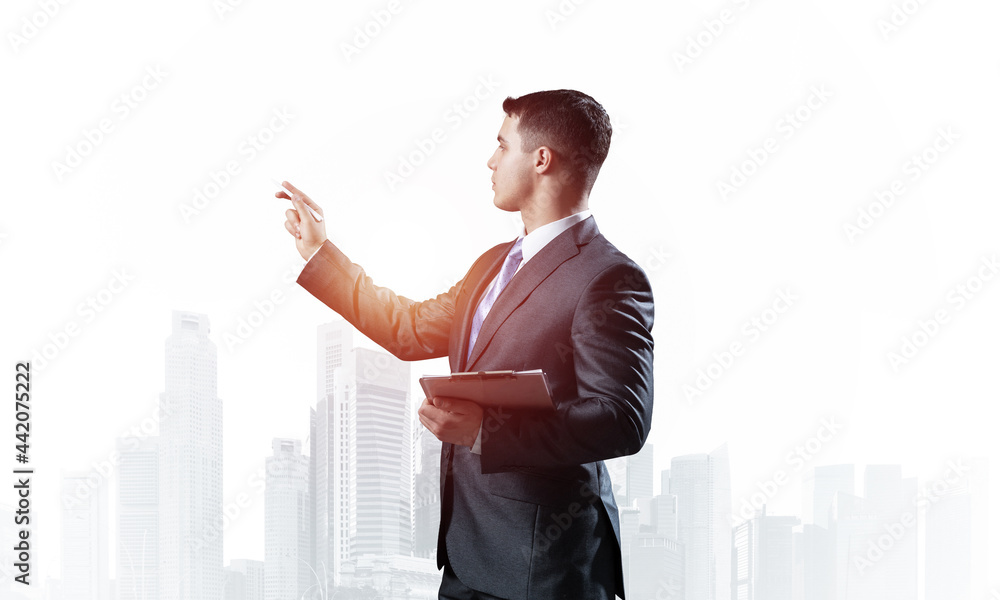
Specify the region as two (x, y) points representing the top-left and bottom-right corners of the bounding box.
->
(279, 89), (654, 600)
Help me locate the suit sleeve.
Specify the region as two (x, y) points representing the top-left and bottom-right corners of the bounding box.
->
(296, 239), (458, 361)
(479, 260), (655, 471)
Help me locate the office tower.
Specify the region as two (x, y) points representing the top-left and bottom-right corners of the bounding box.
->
(61, 473), (110, 600)
(225, 559), (264, 600)
(629, 534), (686, 600)
(828, 466), (917, 600)
(925, 457), (989, 600)
(117, 436), (158, 600)
(158, 311), (223, 599)
(628, 442), (656, 506)
(608, 442), (655, 509)
(265, 439), (311, 600)
(652, 493), (679, 540)
(351, 346), (412, 558)
(732, 507), (798, 600)
(733, 518), (754, 600)
(606, 455), (629, 508)
(802, 465), (853, 529)
(311, 322), (354, 584)
(311, 320), (412, 585)
(670, 444), (732, 600)
(620, 506), (642, 559)
(413, 423), (442, 559)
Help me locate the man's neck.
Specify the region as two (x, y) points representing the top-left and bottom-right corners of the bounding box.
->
(521, 199), (589, 235)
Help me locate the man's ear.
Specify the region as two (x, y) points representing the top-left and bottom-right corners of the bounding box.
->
(533, 146), (555, 174)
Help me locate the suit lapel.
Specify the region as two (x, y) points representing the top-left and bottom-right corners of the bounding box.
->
(453, 243), (512, 372)
(464, 216), (599, 371)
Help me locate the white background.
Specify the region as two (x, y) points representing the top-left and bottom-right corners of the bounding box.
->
(2, 0), (998, 594)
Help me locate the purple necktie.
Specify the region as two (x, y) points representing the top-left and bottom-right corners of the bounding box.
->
(467, 238), (523, 363)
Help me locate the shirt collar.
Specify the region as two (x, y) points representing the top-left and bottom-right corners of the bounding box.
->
(518, 209), (592, 264)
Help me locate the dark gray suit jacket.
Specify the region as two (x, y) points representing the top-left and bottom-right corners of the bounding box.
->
(297, 215), (654, 599)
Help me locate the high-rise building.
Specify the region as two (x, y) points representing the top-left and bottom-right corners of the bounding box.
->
(311, 322), (354, 584)
(61, 473), (110, 599)
(628, 534), (685, 600)
(669, 443), (732, 600)
(351, 346), (412, 558)
(802, 465), (853, 529)
(651, 493), (679, 540)
(116, 436), (158, 600)
(265, 438), (311, 600)
(628, 442), (656, 505)
(925, 458), (989, 600)
(731, 507), (798, 600)
(413, 423), (442, 559)
(608, 442), (656, 509)
(225, 559), (264, 600)
(311, 320), (413, 586)
(158, 311), (223, 599)
(828, 467), (917, 600)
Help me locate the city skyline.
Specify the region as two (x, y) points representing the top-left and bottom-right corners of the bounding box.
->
(34, 311), (992, 600)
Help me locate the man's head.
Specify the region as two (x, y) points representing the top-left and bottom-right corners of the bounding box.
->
(487, 90), (612, 217)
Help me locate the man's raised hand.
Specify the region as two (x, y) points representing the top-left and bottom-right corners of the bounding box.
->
(278, 181), (327, 260)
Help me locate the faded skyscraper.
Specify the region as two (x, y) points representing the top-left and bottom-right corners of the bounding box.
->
(311, 322), (354, 582)
(158, 311), (223, 599)
(669, 444), (732, 600)
(413, 423), (442, 559)
(311, 320), (412, 585)
(351, 346), (412, 558)
(731, 506), (798, 600)
(61, 473), (110, 600)
(225, 559), (264, 600)
(802, 464), (854, 529)
(265, 438), (310, 600)
(607, 441), (655, 509)
(116, 436), (158, 600)
(924, 457), (990, 600)
(828, 466), (917, 600)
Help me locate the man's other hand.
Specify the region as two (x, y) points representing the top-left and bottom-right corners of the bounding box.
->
(418, 396), (484, 447)
(278, 181), (327, 260)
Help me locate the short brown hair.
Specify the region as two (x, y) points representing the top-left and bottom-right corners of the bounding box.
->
(502, 89), (612, 191)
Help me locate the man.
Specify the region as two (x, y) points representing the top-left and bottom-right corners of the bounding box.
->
(279, 89), (654, 600)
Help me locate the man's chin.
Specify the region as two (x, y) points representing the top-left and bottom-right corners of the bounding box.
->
(492, 195), (518, 212)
